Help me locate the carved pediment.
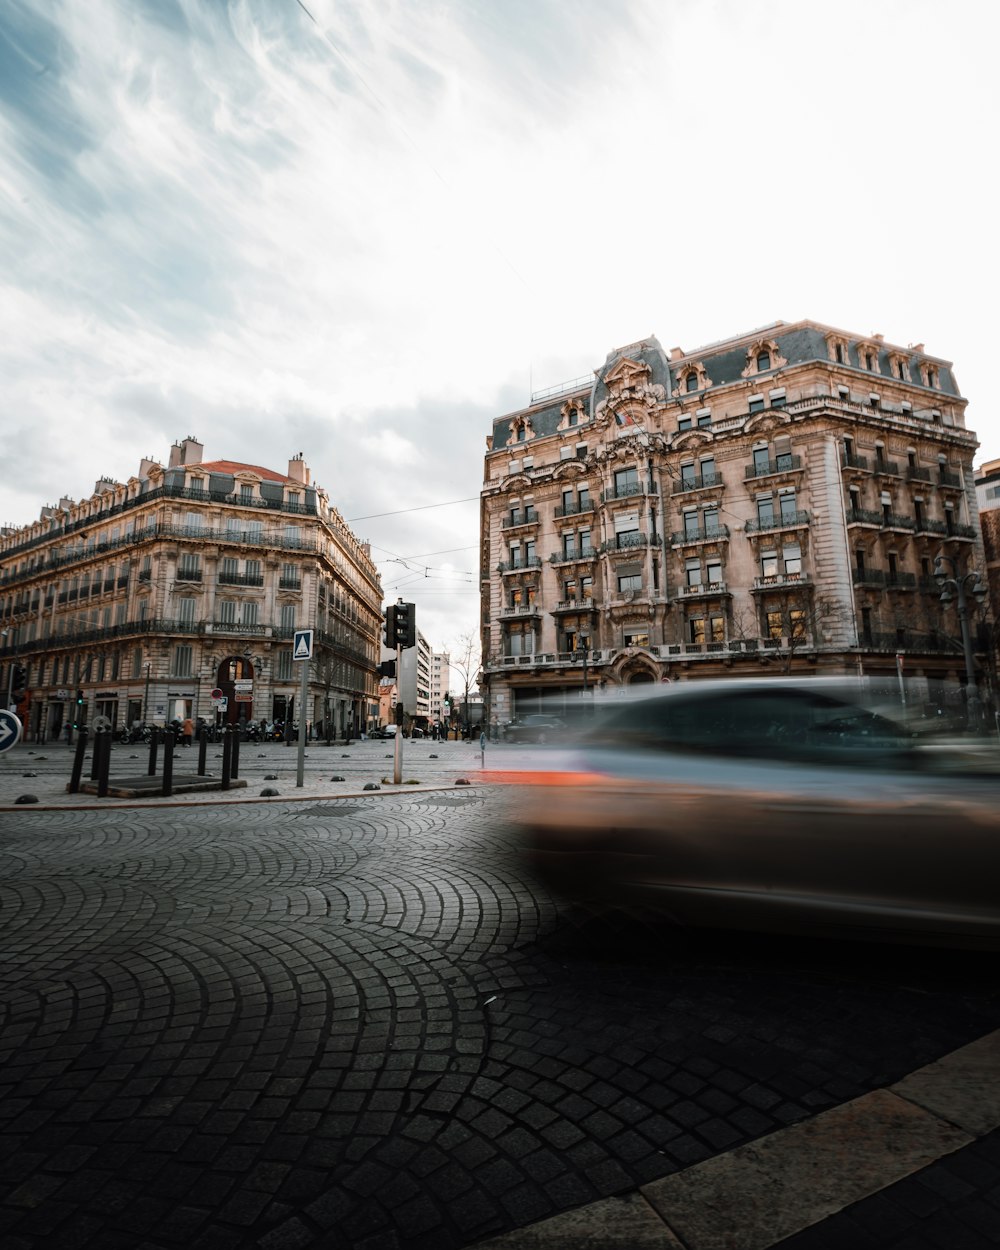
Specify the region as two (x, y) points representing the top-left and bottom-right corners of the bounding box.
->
(672, 430), (714, 452)
(745, 412), (791, 435)
(552, 461), (588, 480)
(500, 474), (533, 492)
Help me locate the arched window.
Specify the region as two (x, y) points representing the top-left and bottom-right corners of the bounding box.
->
(685, 373), (698, 393)
(756, 351), (771, 372)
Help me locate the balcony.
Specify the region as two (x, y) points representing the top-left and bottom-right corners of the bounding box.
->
(676, 581), (729, 600)
(906, 465), (933, 483)
(551, 599), (597, 614)
(278, 576), (302, 590)
(547, 549), (596, 566)
(744, 511), (810, 534)
(872, 458), (901, 477)
(841, 452), (871, 471)
(137, 569), (152, 582)
(914, 517), (948, 536)
(669, 524), (731, 546)
(751, 573), (812, 593)
(938, 470), (962, 488)
(176, 568), (203, 583)
(496, 557), (543, 574)
(206, 620), (267, 636)
(501, 510), (539, 531)
(500, 603), (541, 619)
(852, 569), (917, 589)
(218, 572), (265, 587)
(744, 456), (802, 481)
(601, 481), (653, 502)
(672, 471), (723, 495)
(600, 532), (650, 554)
(553, 500), (595, 518)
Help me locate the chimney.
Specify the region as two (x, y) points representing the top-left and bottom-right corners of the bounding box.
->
(288, 453), (310, 485)
(58, 497), (75, 512)
(94, 477), (117, 494)
(168, 442), (183, 468)
(181, 436), (203, 465)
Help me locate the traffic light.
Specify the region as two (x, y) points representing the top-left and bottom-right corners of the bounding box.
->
(76, 688), (84, 706)
(393, 602), (416, 649)
(73, 688), (85, 730)
(10, 664), (27, 702)
(378, 660), (396, 679)
(381, 602), (416, 649)
(382, 605), (396, 648)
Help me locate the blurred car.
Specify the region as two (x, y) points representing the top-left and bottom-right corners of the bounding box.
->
(504, 714), (566, 743)
(514, 678), (1000, 949)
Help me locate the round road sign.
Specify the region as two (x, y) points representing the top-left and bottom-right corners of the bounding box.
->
(0, 709), (23, 754)
(210, 688), (224, 700)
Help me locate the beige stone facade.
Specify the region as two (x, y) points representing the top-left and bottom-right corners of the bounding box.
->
(0, 438), (382, 741)
(480, 320), (988, 725)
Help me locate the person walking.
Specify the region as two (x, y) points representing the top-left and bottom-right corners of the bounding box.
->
(181, 715), (194, 747)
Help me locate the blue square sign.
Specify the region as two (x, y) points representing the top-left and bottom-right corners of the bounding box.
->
(293, 629), (314, 660)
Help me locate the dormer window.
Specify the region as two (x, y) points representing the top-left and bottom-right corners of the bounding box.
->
(756, 352), (771, 372)
(686, 373), (699, 393)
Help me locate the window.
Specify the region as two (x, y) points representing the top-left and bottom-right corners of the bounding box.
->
(697, 410), (712, 428)
(702, 505), (720, 533)
(680, 462), (696, 486)
(753, 446), (770, 474)
(618, 572), (642, 593)
(219, 600), (236, 624)
(284, 524), (302, 547)
(132, 647), (144, 678)
(624, 629), (649, 647)
(178, 554), (201, 579)
(778, 491), (797, 520)
(578, 487), (591, 510)
(240, 483), (254, 502)
(563, 579), (577, 601)
(579, 528), (592, 555)
(761, 551), (779, 579)
(699, 455), (716, 481)
(789, 609), (806, 639)
(561, 533), (576, 560)
(783, 544), (802, 576)
(683, 509), (701, 539)
(614, 467), (639, 496)
(276, 650), (294, 681)
(748, 397), (765, 414)
(221, 556), (238, 580)
(280, 603), (296, 630)
(757, 496), (775, 526)
(766, 610), (783, 640)
(173, 644), (193, 676)
(769, 389), (786, 409)
(524, 539), (536, 564)
(677, 416), (692, 432)
(709, 615), (725, 643)
(835, 343), (845, 364)
(686, 373), (699, 393)
(581, 576), (593, 599)
(756, 352), (771, 372)
(560, 445), (573, 461)
(177, 597), (196, 625)
(856, 548), (866, 575)
(706, 556), (723, 584)
(686, 557), (702, 587)
(243, 602), (259, 626)
(689, 617), (705, 644)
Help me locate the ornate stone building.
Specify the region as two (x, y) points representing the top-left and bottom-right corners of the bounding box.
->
(0, 437), (382, 740)
(480, 320), (988, 725)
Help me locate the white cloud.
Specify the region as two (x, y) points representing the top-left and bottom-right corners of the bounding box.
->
(1, 0), (997, 653)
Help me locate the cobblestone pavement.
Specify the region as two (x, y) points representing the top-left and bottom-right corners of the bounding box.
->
(1, 744), (999, 1248)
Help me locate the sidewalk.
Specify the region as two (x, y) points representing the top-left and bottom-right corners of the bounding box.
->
(0, 734), (494, 810)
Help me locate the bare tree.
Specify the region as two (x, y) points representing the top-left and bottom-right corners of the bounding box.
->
(448, 630), (481, 736)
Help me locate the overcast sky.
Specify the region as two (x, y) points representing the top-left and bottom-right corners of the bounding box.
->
(1, 0), (996, 655)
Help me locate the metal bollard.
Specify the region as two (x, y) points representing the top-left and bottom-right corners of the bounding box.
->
(97, 729), (112, 798)
(68, 727), (89, 794)
(221, 727), (232, 790)
(162, 730), (175, 797)
(197, 727), (208, 776)
(148, 727), (159, 776)
(90, 727), (104, 780)
(230, 726), (241, 780)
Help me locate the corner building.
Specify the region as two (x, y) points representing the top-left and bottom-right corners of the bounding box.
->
(481, 320), (987, 724)
(0, 438), (382, 740)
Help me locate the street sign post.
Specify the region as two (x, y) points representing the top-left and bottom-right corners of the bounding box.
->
(0, 710), (23, 754)
(293, 630), (313, 787)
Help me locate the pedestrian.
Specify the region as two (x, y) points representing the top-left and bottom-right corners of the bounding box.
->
(181, 715), (194, 747)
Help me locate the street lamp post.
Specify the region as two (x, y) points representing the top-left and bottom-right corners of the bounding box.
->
(934, 551), (988, 728)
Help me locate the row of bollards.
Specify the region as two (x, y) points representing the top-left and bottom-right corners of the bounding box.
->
(68, 725), (244, 797)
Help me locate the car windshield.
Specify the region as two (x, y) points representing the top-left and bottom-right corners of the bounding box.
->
(580, 687), (922, 768)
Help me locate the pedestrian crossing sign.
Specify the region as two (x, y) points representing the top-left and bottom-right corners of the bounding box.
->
(293, 629), (314, 660)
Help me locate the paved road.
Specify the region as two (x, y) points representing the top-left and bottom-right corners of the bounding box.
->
(2, 763), (1000, 1249)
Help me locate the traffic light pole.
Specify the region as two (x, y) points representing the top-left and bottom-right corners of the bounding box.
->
(393, 642), (403, 784)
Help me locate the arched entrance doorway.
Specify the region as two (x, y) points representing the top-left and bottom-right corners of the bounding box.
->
(628, 672), (655, 685)
(217, 656), (254, 726)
